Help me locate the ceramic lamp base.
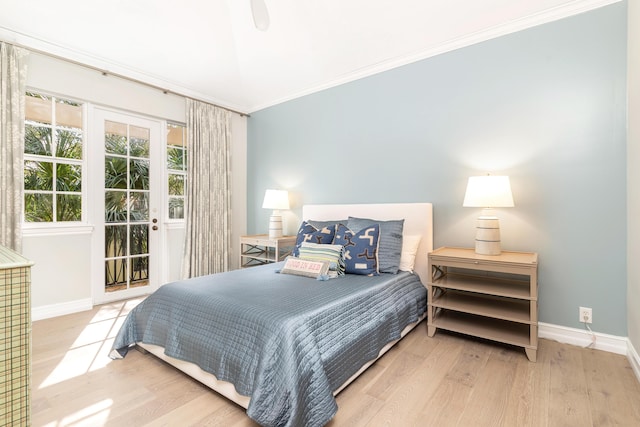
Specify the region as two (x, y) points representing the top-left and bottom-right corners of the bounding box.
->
(475, 215), (501, 255)
(268, 212), (283, 239)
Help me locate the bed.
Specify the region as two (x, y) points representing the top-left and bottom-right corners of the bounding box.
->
(110, 202), (433, 427)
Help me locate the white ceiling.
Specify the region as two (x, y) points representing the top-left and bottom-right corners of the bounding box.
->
(0, 0), (616, 113)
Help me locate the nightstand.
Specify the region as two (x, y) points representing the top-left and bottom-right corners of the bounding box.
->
(427, 247), (539, 362)
(239, 234), (296, 268)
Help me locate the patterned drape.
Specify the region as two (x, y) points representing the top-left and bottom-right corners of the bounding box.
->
(182, 99), (232, 278)
(0, 43), (28, 251)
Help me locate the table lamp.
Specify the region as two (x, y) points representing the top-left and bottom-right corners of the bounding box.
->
(262, 189), (290, 239)
(463, 175), (514, 255)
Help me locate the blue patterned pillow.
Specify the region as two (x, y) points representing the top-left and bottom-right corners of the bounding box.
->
(347, 217), (404, 274)
(292, 221), (336, 256)
(334, 223), (380, 276)
(306, 219), (347, 230)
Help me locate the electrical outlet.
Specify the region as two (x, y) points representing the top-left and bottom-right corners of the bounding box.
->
(579, 306), (592, 324)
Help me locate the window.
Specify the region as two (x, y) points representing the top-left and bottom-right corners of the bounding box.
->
(166, 123), (186, 220)
(24, 92), (84, 223)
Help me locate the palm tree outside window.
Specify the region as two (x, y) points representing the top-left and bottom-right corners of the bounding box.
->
(24, 92), (83, 223)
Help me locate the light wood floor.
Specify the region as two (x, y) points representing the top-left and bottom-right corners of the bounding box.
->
(32, 298), (640, 427)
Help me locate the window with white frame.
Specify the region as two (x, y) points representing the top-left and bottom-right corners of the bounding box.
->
(166, 123), (186, 220)
(24, 92), (84, 223)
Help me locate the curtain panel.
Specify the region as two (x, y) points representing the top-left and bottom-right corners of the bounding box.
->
(182, 99), (232, 278)
(0, 43), (28, 251)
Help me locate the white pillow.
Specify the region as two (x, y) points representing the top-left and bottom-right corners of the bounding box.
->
(398, 235), (422, 272)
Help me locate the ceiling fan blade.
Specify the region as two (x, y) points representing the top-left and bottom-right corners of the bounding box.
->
(250, 0), (270, 31)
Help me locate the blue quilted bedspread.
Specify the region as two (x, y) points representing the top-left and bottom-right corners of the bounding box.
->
(110, 262), (426, 427)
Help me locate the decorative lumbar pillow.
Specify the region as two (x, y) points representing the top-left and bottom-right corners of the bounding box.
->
(398, 235), (422, 272)
(334, 223), (380, 276)
(292, 221), (336, 256)
(280, 256), (329, 278)
(347, 217), (404, 274)
(298, 242), (345, 277)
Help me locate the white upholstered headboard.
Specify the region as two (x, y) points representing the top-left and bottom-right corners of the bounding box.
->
(302, 203), (433, 286)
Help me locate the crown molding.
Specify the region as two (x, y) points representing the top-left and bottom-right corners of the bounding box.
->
(249, 0), (621, 112)
(1, 0), (622, 114)
(0, 26), (249, 115)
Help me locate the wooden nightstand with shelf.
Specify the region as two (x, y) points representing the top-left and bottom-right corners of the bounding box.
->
(427, 247), (539, 362)
(239, 235), (296, 268)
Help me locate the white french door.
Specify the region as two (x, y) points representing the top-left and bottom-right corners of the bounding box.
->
(92, 108), (163, 304)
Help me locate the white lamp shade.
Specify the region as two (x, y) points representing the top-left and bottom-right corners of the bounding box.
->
(262, 189), (290, 210)
(463, 175), (514, 208)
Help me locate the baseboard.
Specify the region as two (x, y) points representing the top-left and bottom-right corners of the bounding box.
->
(32, 298), (93, 321)
(538, 322), (640, 381)
(539, 322), (640, 384)
(538, 322), (628, 355)
(628, 339), (640, 384)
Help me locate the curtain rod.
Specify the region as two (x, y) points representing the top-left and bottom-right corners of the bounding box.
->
(7, 40), (249, 117)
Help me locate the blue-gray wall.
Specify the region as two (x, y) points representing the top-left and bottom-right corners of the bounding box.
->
(247, 3), (628, 335)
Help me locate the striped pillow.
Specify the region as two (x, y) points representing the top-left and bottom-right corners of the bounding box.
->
(298, 242), (345, 277)
(292, 221), (336, 256)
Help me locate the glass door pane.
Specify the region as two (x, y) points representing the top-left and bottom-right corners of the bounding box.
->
(104, 120), (151, 293)
(92, 109), (161, 305)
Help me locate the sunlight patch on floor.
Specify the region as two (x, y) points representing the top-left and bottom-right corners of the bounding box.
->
(59, 399), (112, 427)
(37, 298), (144, 389)
(69, 319), (116, 349)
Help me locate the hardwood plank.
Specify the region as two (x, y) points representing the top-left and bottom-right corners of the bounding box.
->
(364, 350), (426, 399)
(328, 393), (384, 427)
(106, 373), (209, 426)
(30, 301), (640, 427)
(503, 339), (551, 427)
(398, 323), (441, 359)
(197, 402), (257, 427)
(616, 357), (640, 421)
(328, 359), (387, 426)
(582, 346), (640, 425)
(365, 335), (465, 426)
(443, 338), (492, 387)
(456, 348), (519, 425)
(548, 341), (594, 426)
(528, 338), (552, 427)
(419, 377), (469, 426)
(142, 394), (234, 427)
(32, 371), (156, 427)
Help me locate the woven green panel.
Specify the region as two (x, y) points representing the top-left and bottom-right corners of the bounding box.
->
(0, 266), (31, 427)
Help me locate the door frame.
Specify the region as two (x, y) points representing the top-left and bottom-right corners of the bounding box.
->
(89, 106), (164, 305)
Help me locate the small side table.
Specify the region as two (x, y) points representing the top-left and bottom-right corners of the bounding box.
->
(239, 234), (296, 268)
(427, 247), (539, 361)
